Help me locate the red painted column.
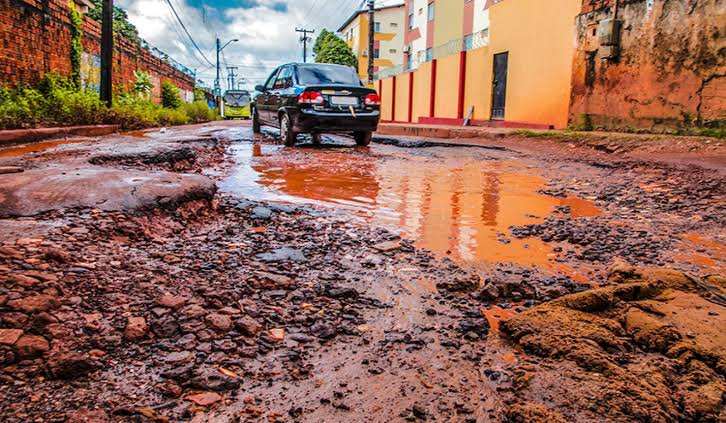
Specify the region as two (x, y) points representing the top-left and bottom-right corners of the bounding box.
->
(429, 59), (437, 118)
(392, 76), (397, 122)
(457, 51), (467, 119)
(408, 72), (414, 123)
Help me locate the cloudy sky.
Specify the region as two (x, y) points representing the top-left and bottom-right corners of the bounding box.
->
(115, 0), (402, 90)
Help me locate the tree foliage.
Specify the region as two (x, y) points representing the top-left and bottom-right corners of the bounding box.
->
(314, 29), (357, 69)
(161, 81), (183, 109)
(87, 0), (140, 43)
(132, 70), (154, 99)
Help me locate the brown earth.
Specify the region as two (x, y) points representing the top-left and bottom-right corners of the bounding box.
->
(502, 265), (726, 422)
(0, 121), (723, 422)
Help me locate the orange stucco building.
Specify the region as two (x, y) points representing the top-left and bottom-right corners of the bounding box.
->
(379, 0), (581, 129)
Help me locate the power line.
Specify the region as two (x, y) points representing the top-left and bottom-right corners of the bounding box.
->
(163, 0), (214, 67)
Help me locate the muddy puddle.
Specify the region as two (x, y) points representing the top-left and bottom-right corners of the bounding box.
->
(0, 138), (96, 158)
(222, 140), (601, 275)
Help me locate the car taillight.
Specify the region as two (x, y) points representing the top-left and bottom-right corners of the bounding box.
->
(364, 93), (381, 106)
(298, 91), (324, 105)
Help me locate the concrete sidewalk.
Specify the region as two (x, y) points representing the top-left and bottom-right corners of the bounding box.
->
(0, 125), (120, 147)
(376, 122), (518, 140)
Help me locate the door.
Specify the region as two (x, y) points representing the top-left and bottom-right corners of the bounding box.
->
(269, 66), (293, 125)
(491, 52), (508, 120)
(258, 68), (281, 123)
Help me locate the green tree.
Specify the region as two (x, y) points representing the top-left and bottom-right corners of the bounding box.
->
(132, 70), (154, 99)
(87, 0), (140, 43)
(161, 81), (183, 109)
(68, 1), (83, 90)
(313, 29), (335, 58)
(314, 30), (357, 69)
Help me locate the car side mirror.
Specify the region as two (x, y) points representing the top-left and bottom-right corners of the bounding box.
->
(255, 85), (265, 92)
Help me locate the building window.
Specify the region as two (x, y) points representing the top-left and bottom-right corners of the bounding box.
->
(374, 48), (380, 59)
(391, 22), (398, 27)
(389, 49), (397, 54)
(427, 2), (435, 21)
(408, 12), (414, 30)
(374, 22), (381, 32)
(425, 48), (433, 62)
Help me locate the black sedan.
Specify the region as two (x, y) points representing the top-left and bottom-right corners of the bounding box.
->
(252, 63), (381, 147)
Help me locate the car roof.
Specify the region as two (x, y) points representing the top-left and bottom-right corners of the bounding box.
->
(282, 63), (353, 69)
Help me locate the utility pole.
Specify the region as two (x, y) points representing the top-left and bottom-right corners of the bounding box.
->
(367, 0), (375, 86)
(215, 38), (221, 103)
(100, 0), (113, 107)
(215, 37), (239, 118)
(226, 67), (238, 91)
(295, 28), (315, 63)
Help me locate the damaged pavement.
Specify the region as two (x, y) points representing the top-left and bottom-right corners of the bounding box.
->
(0, 122), (724, 422)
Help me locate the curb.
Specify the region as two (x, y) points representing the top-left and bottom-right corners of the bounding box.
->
(376, 123), (514, 140)
(0, 125), (120, 147)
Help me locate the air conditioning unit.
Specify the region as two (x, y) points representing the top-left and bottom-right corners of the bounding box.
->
(362, 50), (368, 57)
(598, 18), (622, 60)
(598, 18), (622, 46)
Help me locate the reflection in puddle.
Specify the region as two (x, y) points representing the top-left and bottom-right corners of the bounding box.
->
(222, 143), (601, 271)
(0, 138), (96, 158)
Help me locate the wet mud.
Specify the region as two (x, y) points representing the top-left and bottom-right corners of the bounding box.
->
(0, 121), (723, 422)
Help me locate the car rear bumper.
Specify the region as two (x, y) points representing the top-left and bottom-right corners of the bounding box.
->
(292, 109), (380, 133)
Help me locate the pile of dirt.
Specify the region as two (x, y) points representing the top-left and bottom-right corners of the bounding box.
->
(500, 263), (726, 422)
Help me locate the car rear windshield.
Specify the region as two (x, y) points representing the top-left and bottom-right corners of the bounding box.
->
(296, 66), (362, 86)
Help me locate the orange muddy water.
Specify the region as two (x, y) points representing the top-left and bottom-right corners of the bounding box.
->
(223, 143), (601, 273)
(0, 138), (96, 158)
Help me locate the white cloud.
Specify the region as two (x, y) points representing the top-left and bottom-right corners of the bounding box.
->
(115, 0), (369, 90)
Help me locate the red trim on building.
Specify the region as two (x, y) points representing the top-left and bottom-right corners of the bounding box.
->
(405, 28), (422, 45)
(429, 59), (437, 117)
(391, 76), (397, 122)
(408, 72), (414, 122)
(457, 51), (467, 119)
(426, 2), (435, 49)
(463, 0), (475, 36)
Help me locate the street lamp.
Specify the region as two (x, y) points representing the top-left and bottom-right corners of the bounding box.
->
(216, 38), (239, 117)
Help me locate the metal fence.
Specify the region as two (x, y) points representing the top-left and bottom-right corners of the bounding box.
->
(140, 40), (197, 79)
(374, 29), (490, 80)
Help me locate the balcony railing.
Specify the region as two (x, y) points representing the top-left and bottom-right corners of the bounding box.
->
(373, 29), (490, 80)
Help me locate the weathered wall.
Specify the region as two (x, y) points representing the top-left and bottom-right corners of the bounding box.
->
(570, 0), (726, 130)
(0, 0), (194, 102)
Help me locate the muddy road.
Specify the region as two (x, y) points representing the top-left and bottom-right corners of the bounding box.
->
(0, 122), (724, 422)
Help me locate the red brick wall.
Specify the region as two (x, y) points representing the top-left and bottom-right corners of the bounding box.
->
(0, 0), (194, 102)
(569, 0), (726, 131)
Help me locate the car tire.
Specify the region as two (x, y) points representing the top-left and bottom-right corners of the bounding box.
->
(280, 114), (296, 147)
(311, 133), (322, 145)
(252, 108), (261, 133)
(354, 131), (372, 146)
